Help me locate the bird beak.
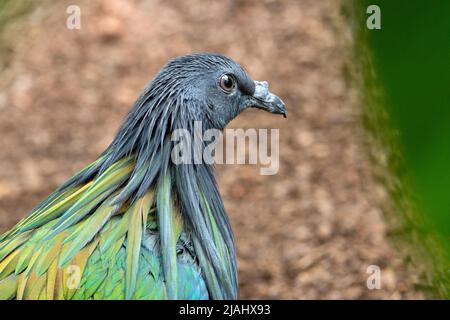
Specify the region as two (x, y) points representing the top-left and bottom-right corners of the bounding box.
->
(251, 81), (287, 118)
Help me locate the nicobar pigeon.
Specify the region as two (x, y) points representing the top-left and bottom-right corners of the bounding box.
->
(0, 53), (286, 300)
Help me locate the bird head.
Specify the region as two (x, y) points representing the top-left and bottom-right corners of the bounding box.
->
(151, 53), (287, 130)
(101, 53), (287, 203)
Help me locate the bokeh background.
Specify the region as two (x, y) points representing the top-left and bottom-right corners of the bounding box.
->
(0, 0), (447, 299)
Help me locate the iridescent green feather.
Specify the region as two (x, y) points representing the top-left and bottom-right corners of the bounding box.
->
(0, 157), (209, 300)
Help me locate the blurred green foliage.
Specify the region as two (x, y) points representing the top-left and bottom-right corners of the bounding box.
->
(352, 0), (450, 298)
(0, 0), (35, 29)
(0, 0), (35, 60)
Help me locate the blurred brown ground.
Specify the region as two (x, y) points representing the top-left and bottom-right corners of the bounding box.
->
(0, 0), (422, 298)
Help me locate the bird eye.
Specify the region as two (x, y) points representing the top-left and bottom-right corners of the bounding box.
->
(219, 74), (235, 93)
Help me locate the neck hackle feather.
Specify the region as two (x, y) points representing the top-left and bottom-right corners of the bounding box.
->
(0, 54), (238, 300)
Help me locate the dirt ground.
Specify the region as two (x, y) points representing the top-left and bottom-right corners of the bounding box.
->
(0, 0), (423, 299)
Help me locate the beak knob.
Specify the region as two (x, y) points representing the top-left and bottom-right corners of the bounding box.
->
(253, 81), (287, 118)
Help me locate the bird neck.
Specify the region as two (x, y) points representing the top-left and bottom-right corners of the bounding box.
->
(99, 134), (238, 299)
(71, 89), (239, 298)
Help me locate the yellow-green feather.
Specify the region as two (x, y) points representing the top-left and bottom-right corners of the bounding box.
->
(125, 190), (153, 299)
